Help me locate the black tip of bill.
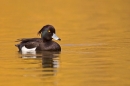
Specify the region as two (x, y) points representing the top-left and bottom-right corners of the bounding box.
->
(58, 38), (61, 41)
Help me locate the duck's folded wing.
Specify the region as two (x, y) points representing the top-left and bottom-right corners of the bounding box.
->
(15, 38), (41, 50)
(24, 41), (39, 49)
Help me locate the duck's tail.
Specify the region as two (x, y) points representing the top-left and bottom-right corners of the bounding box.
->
(15, 44), (21, 52)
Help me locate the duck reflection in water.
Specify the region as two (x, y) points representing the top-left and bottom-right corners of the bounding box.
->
(39, 51), (60, 68)
(21, 51), (61, 68)
(18, 51), (61, 77)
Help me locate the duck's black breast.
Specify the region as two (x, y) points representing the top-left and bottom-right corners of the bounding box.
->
(36, 41), (61, 51)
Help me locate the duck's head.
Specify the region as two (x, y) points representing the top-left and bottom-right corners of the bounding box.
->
(38, 25), (61, 41)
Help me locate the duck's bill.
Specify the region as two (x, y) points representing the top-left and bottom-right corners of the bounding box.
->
(52, 33), (61, 41)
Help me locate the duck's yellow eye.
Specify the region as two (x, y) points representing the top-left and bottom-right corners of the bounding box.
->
(48, 30), (50, 32)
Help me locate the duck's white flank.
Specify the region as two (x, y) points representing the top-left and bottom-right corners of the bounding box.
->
(22, 46), (36, 52)
(21, 46), (37, 58)
(21, 46), (36, 53)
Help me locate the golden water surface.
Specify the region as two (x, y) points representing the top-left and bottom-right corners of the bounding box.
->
(0, 0), (130, 86)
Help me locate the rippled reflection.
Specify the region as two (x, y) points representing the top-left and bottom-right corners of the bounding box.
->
(18, 51), (60, 77)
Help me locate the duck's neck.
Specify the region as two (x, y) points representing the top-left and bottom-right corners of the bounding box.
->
(42, 38), (52, 42)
